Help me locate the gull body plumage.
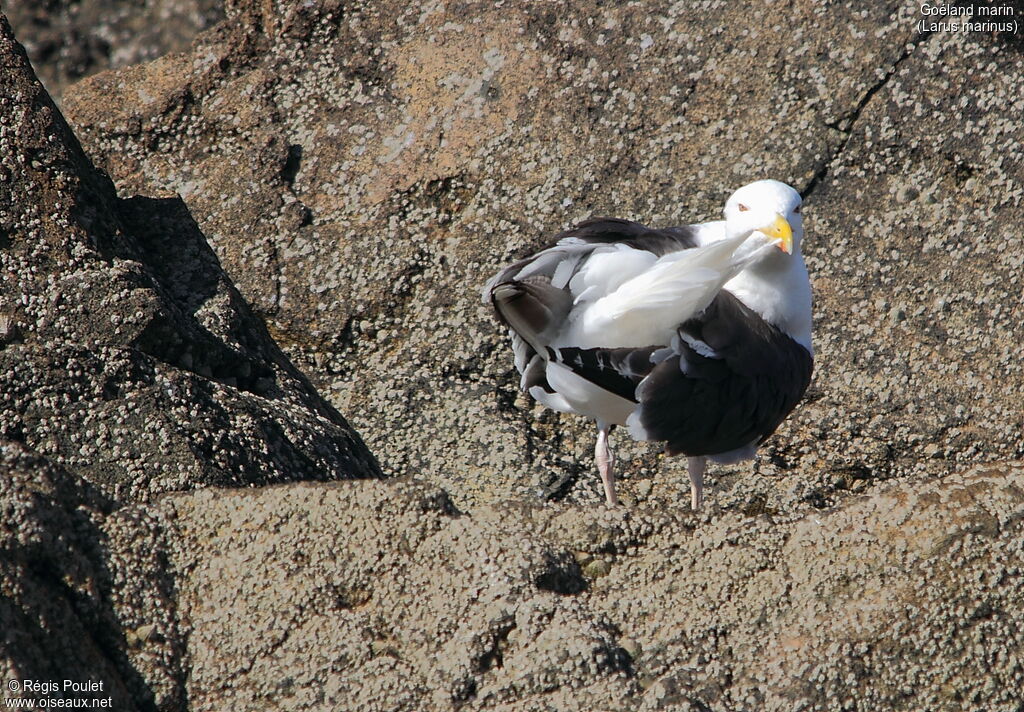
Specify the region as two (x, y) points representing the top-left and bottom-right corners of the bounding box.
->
(485, 180), (813, 508)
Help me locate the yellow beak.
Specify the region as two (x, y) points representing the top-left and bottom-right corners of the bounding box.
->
(760, 213), (793, 254)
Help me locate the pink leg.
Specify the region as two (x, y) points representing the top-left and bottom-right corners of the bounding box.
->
(595, 424), (618, 507)
(687, 456), (706, 511)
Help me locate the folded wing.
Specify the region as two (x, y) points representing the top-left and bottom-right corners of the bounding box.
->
(485, 218), (809, 436)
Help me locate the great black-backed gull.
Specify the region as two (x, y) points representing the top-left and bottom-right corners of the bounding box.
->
(484, 179), (813, 509)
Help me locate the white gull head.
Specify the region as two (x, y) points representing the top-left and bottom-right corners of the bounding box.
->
(722, 179), (804, 260)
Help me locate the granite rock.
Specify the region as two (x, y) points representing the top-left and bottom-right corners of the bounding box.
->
(4, 0), (223, 101)
(3, 2), (1024, 711)
(0, 441), (142, 710)
(0, 13), (380, 505)
(98, 465), (1024, 711)
(2, 12), (376, 706)
(62, 0), (1024, 511)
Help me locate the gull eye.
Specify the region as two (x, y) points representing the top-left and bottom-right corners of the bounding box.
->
(794, 205), (802, 214)
(738, 203), (749, 212)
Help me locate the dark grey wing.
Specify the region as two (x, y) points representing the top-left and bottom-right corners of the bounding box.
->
(490, 276), (572, 357)
(553, 217), (700, 256)
(549, 345), (660, 401)
(632, 291), (813, 456)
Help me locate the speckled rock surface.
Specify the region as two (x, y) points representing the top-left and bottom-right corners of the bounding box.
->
(5, 2), (1024, 710)
(104, 479), (631, 711)
(0, 441), (142, 710)
(1, 13), (376, 707)
(594, 464), (1024, 711)
(4, 0), (223, 101)
(0, 14), (380, 505)
(62, 0), (1024, 511)
(99, 464), (1024, 711)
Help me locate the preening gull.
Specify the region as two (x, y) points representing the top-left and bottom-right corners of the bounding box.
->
(484, 179), (813, 509)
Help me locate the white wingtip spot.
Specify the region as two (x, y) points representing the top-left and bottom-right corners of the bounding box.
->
(650, 346), (674, 364)
(679, 332), (719, 359)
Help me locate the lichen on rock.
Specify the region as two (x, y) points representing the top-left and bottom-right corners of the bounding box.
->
(3, 2), (1024, 710)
